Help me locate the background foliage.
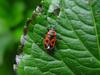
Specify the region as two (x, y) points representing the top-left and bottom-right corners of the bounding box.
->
(0, 0), (41, 75)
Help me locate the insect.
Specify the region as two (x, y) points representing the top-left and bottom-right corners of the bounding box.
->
(44, 28), (56, 53)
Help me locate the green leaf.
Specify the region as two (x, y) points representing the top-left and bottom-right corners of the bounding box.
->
(18, 0), (100, 75)
(93, 0), (100, 46)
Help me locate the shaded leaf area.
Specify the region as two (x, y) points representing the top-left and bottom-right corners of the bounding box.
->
(18, 0), (100, 75)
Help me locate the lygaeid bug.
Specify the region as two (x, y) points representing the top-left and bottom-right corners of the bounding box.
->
(44, 28), (56, 53)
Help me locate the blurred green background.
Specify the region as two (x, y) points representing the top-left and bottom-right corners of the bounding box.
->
(0, 0), (41, 75)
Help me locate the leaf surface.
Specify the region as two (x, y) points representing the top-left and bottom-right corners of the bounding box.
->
(18, 0), (100, 75)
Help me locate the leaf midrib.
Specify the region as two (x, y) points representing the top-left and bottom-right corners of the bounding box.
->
(89, 1), (100, 60)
